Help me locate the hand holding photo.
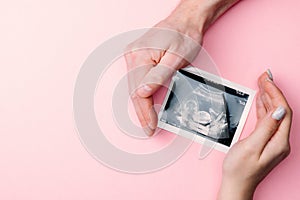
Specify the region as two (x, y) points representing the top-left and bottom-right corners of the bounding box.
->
(158, 66), (255, 153)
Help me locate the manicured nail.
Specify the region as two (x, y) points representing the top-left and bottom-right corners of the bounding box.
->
(142, 84), (152, 92)
(272, 106), (286, 120)
(266, 77), (273, 83)
(267, 69), (273, 81)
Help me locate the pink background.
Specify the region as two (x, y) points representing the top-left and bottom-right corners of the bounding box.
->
(1, 0), (300, 199)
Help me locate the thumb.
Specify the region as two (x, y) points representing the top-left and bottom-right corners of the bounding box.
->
(247, 106), (286, 152)
(136, 52), (186, 98)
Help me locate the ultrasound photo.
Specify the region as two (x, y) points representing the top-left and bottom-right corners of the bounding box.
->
(158, 68), (255, 148)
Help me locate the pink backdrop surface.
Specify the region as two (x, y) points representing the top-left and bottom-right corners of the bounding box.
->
(1, 0), (300, 199)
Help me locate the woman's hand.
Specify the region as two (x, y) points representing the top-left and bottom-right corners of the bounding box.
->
(125, 0), (240, 136)
(218, 70), (293, 200)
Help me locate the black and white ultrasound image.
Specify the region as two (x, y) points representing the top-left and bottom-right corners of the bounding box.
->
(160, 70), (249, 147)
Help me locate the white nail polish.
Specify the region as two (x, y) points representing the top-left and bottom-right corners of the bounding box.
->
(267, 69), (273, 81)
(143, 84), (152, 92)
(272, 106), (286, 120)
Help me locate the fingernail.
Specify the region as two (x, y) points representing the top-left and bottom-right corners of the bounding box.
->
(148, 123), (156, 131)
(267, 69), (273, 81)
(142, 84), (152, 92)
(266, 77), (273, 83)
(272, 106), (286, 120)
(143, 126), (153, 136)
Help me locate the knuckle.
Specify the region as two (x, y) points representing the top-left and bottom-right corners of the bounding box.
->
(278, 142), (291, 157)
(242, 142), (257, 156)
(125, 42), (135, 53)
(124, 52), (133, 62)
(130, 92), (138, 100)
(288, 106), (293, 117)
(149, 73), (164, 85)
(125, 41), (144, 53)
(264, 121), (278, 133)
(283, 143), (291, 155)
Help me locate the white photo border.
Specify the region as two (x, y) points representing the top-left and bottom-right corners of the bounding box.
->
(157, 66), (256, 153)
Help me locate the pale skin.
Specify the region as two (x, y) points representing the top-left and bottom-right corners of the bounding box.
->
(218, 72), (292, 199)
(125, 0), (293, 199)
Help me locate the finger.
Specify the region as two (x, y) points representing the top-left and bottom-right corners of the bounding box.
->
(259, 115), (292, 166)
(258, 74), (293, 162)
(256, 91), (267, 120)
(247, 105), (286, 155)
(125, 52), (158, 135)
(258, 106), (292, 165)
(130, 93), (157, 136)
(127, 66), (157, 135)
(259, 127), (291, 166)
(258, 71), (290, 110)
(136, 52), (187, 98)
(125, 50), (153, 90)
(248, 70), (292, 153)
(258, 71), (293, 134)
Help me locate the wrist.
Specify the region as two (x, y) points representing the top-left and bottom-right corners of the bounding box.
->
(217, 177), (256, 200)
(162, 0), (240, 37)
